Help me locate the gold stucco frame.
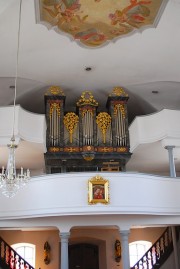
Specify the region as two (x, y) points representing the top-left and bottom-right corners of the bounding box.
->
(88, 175), (109, 205)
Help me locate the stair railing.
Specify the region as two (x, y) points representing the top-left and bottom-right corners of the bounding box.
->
(0, 236), (35, 269)
(131, 227), (174, 269)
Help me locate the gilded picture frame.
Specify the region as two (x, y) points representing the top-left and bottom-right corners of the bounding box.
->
(88, 175), (109, 205)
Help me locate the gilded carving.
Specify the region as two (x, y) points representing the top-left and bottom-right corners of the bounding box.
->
(45, 86), (65, 96)
(81, 108), (94, 117)
(44, 241), (51, 265)
(96, 112), (111, 144)
(82, 146), (95, 152)
(64, 112), (79, 143)
(88, 175), (109, 205)
(114, 104), (126, 119)
(97, 147), (113, 152)
(50, 103), (61, 117)
(64, 147), (79, 152)
(49, 147), (61, 152)
(109, 87), (128, 97)
(117, 147), (127, 152)
(77, 91), (98, 107)
(82, 153), (95, 161)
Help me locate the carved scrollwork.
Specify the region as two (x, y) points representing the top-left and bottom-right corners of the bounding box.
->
(81, 108), (94, 117)
(96, 112), (111, 143)
(77, 91), (98, 107)
(49, 103), (60, 117)
(45, 86), (65, 96)
(64, 112), (79, 143)
(114, 104), (126, 119)
(109, 87), (128, 97)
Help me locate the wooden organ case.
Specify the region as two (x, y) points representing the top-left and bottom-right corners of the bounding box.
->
(44, 86), (131, 173)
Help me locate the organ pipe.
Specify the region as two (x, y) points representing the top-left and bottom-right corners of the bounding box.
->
(45, 87), (129, 151)
(114, 104), (127, 147)
(82, 110), (93, 146)
(49, 103), (60, 147)
(45, 86), (131, 175)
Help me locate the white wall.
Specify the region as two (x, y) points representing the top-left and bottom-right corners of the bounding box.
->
(0, 172), (180, 231)
(129, 109), (180, 152)
(0, 105), (46, 146)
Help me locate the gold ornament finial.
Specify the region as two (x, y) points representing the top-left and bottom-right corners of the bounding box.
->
(109, 87), (128, 97)
(77, 91), (98, 107)
(45, 86), (65, 96)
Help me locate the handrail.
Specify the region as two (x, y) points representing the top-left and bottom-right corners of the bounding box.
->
(131, 227), (174, 269)
(0, 236), (35, 269)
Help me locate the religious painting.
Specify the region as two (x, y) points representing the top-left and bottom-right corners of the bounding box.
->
(36, 0), (168, 47)
(88, 175), (109, 204)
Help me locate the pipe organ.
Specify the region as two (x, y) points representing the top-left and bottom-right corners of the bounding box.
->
(44, 86), (131, 173)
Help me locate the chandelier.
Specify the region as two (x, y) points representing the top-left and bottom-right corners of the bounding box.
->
(0, 0), (30, 198)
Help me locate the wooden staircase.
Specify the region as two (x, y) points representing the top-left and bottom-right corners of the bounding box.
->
(131, 227), (176, 269)
(0, 237), (34, 269)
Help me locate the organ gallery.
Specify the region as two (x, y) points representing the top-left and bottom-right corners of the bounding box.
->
(44, 86), (131, 173)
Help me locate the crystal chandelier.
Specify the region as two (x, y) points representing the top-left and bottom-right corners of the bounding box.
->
(0, 0), (30, 198)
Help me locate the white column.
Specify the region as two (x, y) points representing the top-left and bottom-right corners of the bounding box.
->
(171, 226), (179, 269)
(120, 230), (130, 269)
(165, 146), (179, 269)
(165, 145), (176, 177)
(60, 232), (70, 269)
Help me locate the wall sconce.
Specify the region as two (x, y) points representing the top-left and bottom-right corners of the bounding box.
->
(114, 239), (121, 262)
(44, 241), (51, 265)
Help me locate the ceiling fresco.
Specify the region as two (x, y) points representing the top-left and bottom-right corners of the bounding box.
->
(36, 0), (167, 47)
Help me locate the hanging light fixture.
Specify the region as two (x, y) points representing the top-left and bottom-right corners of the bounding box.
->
(0, 0), (30, 198)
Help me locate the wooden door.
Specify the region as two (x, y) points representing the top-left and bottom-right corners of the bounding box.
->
(69, 243), (99, 269)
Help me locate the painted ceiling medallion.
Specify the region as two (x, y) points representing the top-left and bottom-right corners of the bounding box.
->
(36, 0), (168, 47)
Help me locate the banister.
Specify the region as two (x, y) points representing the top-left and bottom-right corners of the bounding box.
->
(131, 227), (175, 269)
(0, 236), (35, 269)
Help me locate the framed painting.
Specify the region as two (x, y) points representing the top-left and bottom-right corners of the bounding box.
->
(88, 175), (109, 205)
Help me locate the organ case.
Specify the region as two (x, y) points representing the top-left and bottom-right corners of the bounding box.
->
(44, 86), (131, 173)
